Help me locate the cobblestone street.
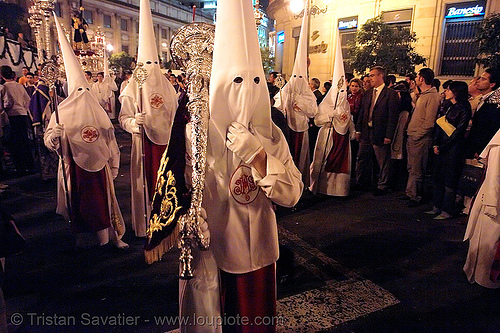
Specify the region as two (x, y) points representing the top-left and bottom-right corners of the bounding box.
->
(1, 124), (499, 333)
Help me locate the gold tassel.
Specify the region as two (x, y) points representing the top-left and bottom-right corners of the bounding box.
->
(144, 223), (180, 264)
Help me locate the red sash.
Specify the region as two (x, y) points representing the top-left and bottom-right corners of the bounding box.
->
(69, 158), (110, 233)
(220, 264), (276, 333)
(490, 241), (500, 283)
(324, 130), (349, 174)
(142, 135), (167, 199)
(289, 129), (304, 166)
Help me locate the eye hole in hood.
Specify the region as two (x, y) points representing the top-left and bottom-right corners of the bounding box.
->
(233, 77), (243, 84)
(254, 77), (260, 84)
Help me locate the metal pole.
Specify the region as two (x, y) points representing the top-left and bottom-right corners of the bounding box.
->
(132, 63), (149, 232)
(317, 85), (341, 187)
(42, 61), (72, 223)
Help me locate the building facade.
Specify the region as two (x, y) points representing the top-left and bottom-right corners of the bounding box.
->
(267, 0), (500, 83)
(52, 0), (212, 65)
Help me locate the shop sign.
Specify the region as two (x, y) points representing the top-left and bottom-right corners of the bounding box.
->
(309, 41), (328, 54)
(338, 16), (358, 30)
(382, 9), (413, 24)
(445, 1), (486, 18)
(277, 30), (285, 44)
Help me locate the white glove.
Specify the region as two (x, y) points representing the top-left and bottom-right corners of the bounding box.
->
(226, 122), (263, 164)
(197, 207), (210, 242)
(135, 112), (145, 126)
(52, 123), (64, 140)
(111, 167), (119, 179)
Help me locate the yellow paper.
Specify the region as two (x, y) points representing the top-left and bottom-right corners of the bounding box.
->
(436, 116), (456, 137)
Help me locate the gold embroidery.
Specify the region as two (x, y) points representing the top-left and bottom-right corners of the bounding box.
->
(147, 165), (182, 239)
(155, 150), (169, 196)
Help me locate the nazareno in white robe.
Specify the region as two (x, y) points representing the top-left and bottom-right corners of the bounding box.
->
(118, 0), (178, 237)
(91, 76), (118, 119)
(118, 63), (177, 239)
(43, 78), (125, 246)
(463, 129), (500, 289)
(309, 113), (355, 197)
(277, 7), (317, 188)
(47, 14), (124, 242)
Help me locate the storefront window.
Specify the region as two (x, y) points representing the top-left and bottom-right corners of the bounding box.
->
(340, 31), (355, 74)
(338, 16), (358, 74)
(440, 1), (486, 76)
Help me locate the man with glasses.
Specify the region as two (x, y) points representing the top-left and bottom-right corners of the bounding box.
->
(355, 66), (399, 195)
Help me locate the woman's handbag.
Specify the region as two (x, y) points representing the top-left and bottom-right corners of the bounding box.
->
(458, 159), (485, 197)
(436, 115), (456, 137)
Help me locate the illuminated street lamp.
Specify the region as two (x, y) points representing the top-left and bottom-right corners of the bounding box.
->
(106, 43), (114, 52)
(290, 0), (304, 15)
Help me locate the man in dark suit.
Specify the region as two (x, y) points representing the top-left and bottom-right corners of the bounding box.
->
(309, 77), (324, 105)
(355, 66), (400, 195)
(466, 67), (500, 159)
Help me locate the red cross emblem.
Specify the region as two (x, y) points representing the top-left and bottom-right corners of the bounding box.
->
(80, 126), (99, 143)
(339, 111), (349, 123)
(149, 93), (164, 109)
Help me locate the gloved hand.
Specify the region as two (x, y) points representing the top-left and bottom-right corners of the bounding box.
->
(52, 123), (64, 140)
(111, 167), (119, 179)
(135, 112), (146, 126)
(226, 122), (263, 164)
(197, 207), (210, 242)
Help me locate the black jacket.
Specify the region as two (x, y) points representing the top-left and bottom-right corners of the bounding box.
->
(434, 101), (471, 153)
(356, 86), (400, 146)
(466, 95), (500, 157)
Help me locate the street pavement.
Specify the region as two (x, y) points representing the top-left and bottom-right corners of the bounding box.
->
(1, 124), (499, 333)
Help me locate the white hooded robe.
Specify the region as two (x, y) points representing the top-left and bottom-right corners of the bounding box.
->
(464, 129), (500, 289)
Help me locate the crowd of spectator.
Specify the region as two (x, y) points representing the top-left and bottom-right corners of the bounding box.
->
(0, 27), (37, 51)
(2, 61), (500, 221)
(267, 66), (500, 220)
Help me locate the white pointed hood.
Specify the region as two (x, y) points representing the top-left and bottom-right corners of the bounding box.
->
(104, 51), (110, 76)
(119, 0), (177, 145)
(103, 52), (118, 90)
(291, 7), (309, 80)
(209, 0), (274, 162)
(54, 13), (90, 96)
(206, 0), (300, 273)
(54, 13), (113, 172)
(280, 7), (318, 132)
(137, 0), (158, 64)
(317, 29), (351, 135)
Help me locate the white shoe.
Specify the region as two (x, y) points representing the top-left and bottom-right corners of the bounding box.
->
(425, 207), (440, 215)
(434, 211), (452, 220)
